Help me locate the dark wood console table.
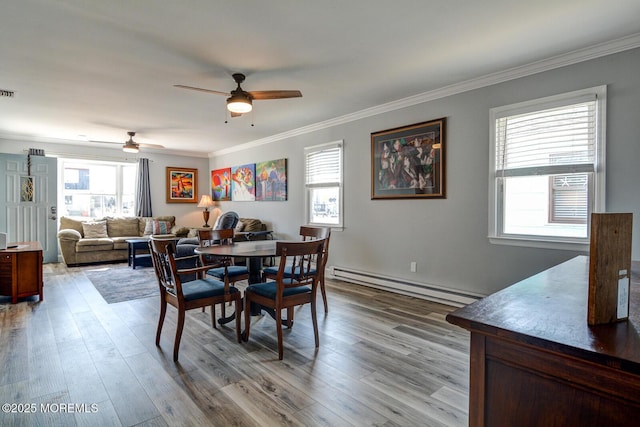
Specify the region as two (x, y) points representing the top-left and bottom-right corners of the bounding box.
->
(0, 241), (43, 304)
(447, 255), (640, 427)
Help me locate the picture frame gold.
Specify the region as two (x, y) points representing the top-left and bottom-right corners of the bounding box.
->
(166, 167), (198, 203)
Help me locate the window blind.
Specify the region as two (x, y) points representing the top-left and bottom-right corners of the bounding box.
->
(495, 100), (596, 176)
(305, 146), (341, 186)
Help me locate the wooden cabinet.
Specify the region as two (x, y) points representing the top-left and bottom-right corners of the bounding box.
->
(0, 241), (43, 304)
(447, 256), (640, 427)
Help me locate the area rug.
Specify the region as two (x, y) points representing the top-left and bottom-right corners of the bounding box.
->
(84, 264), (158, 304)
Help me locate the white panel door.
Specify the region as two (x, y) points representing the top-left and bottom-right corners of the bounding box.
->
(0, 153), (58, 263)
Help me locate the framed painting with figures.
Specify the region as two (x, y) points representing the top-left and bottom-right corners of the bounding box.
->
(371, 118), (446, 199)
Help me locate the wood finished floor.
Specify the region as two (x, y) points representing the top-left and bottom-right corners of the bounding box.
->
(0, 262), (470, 426)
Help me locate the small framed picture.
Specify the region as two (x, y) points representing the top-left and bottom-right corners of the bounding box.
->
(166, 167), (198, 203)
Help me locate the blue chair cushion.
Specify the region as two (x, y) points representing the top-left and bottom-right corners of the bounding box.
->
(172, 277), (238, 301)
(262, 265), (316, 278)
(246, 281), (311, 300)
(206, 265), (249, 279)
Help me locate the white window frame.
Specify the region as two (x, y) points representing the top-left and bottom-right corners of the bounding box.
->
(488, 86), (606, 250)
(59, 158), (137, 219)
(304, 140), (344, 229)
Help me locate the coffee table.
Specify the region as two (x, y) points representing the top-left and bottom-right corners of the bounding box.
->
(125, 238), (152, 269)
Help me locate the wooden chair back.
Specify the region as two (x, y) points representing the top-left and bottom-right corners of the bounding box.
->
(149, 238), (184, 300)
(197, 228), (235, 268)
(148, 235), (242, 361)
(273, 239), (326, 291)
(197, 228), (234, 246)
(243, 238), (326, 359)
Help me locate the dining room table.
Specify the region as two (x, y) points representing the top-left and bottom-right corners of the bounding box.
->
(194, 239), (279, 324)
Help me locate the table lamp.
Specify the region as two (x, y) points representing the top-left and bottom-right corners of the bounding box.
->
(197, 194), (215, 227)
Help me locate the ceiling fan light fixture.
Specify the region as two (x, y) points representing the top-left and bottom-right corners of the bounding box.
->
(227, 94), (252, 114)
(122, 144), (139, 154)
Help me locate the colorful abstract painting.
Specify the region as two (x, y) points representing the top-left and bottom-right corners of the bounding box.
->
(255, 158), (287, 201)
(231, 163), (256, 201)
(211, 167), (232, 201)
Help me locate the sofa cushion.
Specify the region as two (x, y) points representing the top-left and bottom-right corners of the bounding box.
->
(60, 216), (86, 237)
(82, 221), (108, 238)
(76, 238), (114, 252)
(106, 217), (140, 237)
(239, 218), (263, 232)
(140, 216), (176, 235)
(144, 219), (173, 235)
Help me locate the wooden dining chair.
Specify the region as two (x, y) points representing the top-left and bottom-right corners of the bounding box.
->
(148, 236), (242, 362)
(243, 239), (325, 360)
(262, 226), (331, 313)
(197, 228), (249, 318)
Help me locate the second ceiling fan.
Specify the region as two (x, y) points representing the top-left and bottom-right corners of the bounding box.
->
(174, 73), (302, 117)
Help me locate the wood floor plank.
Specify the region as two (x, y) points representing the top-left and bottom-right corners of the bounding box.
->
(125, 352), (212, 426)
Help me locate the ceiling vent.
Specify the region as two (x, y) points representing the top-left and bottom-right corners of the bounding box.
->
(0, 89), (15, 97)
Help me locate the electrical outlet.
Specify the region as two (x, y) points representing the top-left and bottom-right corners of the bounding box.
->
(410, 261), (417, 272)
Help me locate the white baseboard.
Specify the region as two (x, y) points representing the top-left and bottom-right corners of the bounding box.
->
(328, 265), (483, 308)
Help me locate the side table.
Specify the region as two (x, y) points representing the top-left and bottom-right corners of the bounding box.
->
(126, 238), (152, 269)
(0, 241), (43, 303)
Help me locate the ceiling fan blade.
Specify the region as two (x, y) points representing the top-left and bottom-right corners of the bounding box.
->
(174, 84), (230, 96)
(248, 90), (302, 100)
(138, 143), (165, 149)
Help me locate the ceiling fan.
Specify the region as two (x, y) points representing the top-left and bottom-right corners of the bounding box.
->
(90, 131), (165, 153)
(174, 73), (302, 117)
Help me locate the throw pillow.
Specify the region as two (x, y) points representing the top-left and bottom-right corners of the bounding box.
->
(82, 221), (108, 238)
(235, 221), (245, 232)
(144, 220), (172, 235)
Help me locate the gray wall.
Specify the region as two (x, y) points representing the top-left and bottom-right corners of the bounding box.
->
(212, 47), (640, 296)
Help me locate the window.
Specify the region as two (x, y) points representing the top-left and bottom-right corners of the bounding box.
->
(489, 86), (606, 249)
(305, 141), (343, 228)
(60, 159), (137, 219)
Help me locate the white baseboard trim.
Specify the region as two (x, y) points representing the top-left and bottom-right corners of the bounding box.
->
(328, 265), (483, 308)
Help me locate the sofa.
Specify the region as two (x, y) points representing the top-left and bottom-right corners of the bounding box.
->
(57, 215), (189, 266)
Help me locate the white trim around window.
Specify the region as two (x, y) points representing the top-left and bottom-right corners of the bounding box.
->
(304, 140), (344, 229)
(488, 86), (606, 251)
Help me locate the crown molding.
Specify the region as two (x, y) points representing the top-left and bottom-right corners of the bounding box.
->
(214, 32), (640, 156)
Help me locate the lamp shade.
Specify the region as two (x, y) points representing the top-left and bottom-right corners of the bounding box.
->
(227, 94), (253, 113)
(197, 194), (214, 209)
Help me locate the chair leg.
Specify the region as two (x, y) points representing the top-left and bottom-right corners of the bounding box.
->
(276, 307), (284, 360)
(286, 307), (294, 328)
(211, 304), (217, 329)
(156, 299), (167, 346)
(242, 294), (251, 342)
(234, 298), (242, 343)
(174, 310), (186, 362)
(311, 296), (319, 349)
(320, 277), (328, 313)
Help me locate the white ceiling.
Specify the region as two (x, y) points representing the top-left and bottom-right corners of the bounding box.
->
(1, 0), (640, 156)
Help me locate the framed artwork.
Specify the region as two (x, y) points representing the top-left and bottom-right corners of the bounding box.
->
(371, 117), (446, 199)
(166, 167), (198, 203)
(211, 167), (232, 201)
(231, 163), (256, 201)
(256, 158), (287, 201)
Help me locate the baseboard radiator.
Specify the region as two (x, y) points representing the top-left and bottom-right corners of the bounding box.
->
(328, 265), (482, 308)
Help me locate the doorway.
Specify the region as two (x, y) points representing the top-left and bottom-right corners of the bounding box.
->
(0, 152), (58, 263)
